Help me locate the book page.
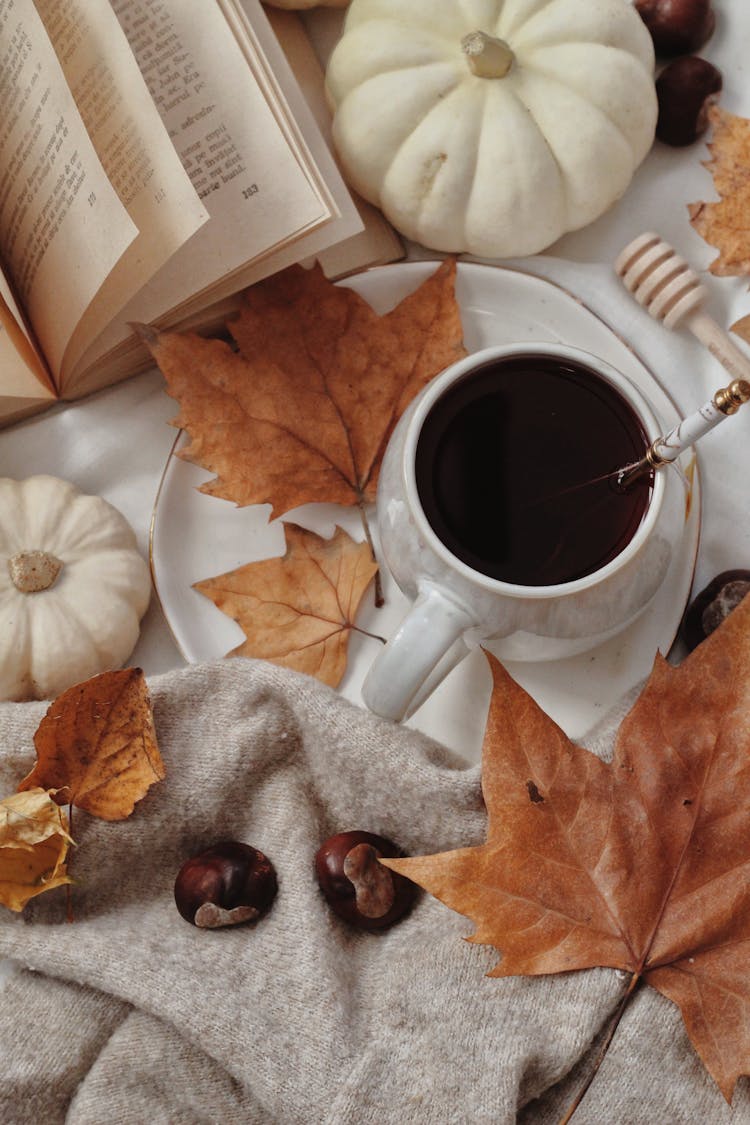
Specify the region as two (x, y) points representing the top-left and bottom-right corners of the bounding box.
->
(0, 266), (55, 399)
(0, 0), (136, 379)
(35, 0), (209, 387)
(67, 0), (357, 392)
(265, 7), (403, 278)
(110, 0), (330, 302)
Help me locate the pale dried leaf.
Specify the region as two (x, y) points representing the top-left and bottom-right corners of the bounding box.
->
(689, 106), (750, 275)
(194, 524), (378, 687)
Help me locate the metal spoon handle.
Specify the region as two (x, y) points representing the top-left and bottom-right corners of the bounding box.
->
(618, 379), (750, 488)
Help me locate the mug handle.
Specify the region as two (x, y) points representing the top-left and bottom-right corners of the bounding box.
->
(361, 582), (477, 721)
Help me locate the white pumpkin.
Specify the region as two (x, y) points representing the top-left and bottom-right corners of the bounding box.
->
(0, 476), (151, 702)
(326, 0), (657, 257)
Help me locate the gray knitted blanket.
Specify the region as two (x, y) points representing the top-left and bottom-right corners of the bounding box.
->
(0, 660), (746, 1123)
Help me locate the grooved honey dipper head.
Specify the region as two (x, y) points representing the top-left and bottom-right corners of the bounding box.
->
(615, 232), (707, 329)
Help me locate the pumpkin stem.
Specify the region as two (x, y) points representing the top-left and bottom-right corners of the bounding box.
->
(8, 549), (64, 593)
(462, 30), (514, 78)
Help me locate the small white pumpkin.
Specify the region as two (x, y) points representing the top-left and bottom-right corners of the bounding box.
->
(327, 0), (657, 257)
(0, 476), (151, 701)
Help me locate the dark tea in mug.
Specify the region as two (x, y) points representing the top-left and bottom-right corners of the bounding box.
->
(414, 354), (653, 587)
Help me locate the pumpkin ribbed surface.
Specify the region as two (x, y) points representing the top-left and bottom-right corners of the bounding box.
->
(0, 476), (151, 701)
(327, 0), (657, 256)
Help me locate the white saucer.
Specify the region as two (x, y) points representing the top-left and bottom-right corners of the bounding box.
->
(150, 261), (700, 764)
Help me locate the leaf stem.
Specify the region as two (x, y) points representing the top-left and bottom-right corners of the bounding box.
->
(352, 624), (387, 644)
(357, 500), (384, 607)
(558, 972), (641, 1125)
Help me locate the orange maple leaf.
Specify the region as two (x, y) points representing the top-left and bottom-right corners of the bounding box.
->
(194, 523), (379, 687)
(689, 105), (750, 275)
(17, 669), (164, 821)
(139, 258), (466, 513)
(386, 592), (750, 1103)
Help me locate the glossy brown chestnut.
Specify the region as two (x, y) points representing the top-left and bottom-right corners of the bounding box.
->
(635, 0), (715, 56)
(682, 569), (750, 651)
(655, 56), (722, 145)
(314, 830), (417, 931)
(174, 841), (278, 928)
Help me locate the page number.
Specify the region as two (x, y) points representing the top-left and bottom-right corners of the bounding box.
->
(242, 184), (258, 199)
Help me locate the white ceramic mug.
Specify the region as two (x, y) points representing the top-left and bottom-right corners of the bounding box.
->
(361, 344), (687, 722)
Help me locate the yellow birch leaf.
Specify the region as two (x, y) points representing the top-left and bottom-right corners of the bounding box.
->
(17, 668), (165, 821)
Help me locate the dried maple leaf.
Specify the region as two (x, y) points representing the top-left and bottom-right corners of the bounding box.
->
(194, 523), (379, 688)
(17, 668), (164, 821)
(731, 313), (750, 347)
(139, 258), (465, 513)
(0, 788), (73, 911)
(386, 591), (750, 1103)
(689, 106), (750, 275)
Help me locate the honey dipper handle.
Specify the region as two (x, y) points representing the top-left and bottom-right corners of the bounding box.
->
(686, 309), (750, 384)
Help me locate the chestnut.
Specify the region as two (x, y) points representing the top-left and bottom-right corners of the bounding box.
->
(655, 56), (722, 146)
(682, 570), (750, 651)
(174, 841), (278, 928)
(314, 830), (417, 931)
(635, 0), (715, 56)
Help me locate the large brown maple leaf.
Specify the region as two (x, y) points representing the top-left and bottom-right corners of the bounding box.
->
(386, 592), (750, 1102)
(141, 258), (465, 513)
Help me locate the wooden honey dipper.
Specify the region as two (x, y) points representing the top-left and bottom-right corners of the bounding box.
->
(615, 231), (750, 384)
(614, 232), (750, 487)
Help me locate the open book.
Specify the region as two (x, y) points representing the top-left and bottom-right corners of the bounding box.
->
(0, 0), (402, 426)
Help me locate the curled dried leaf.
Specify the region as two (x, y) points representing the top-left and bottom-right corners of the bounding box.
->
(0, 788), (73, 912)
